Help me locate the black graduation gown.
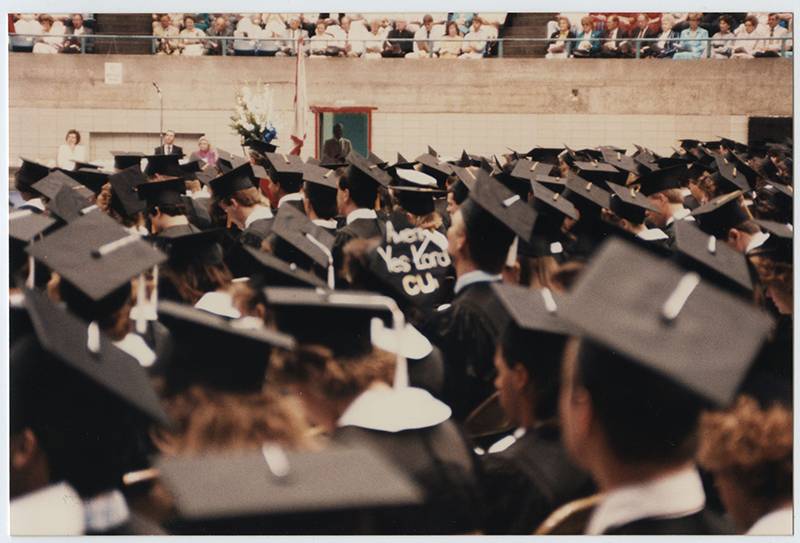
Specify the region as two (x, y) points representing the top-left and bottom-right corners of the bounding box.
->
(181, 195), (213, 230)
(480, 426), (596, 534)
(277, 198), (306, 215)
(156, 223), (201, 240)
(332, 421), (484, 535)
(421, 281), (509, 421)
(332, 217), (386, 273)
(225, 218), (274, 278)
(605, 508), (734, 535)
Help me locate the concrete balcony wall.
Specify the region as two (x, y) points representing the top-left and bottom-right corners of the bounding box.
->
(8, 54), (792, 168)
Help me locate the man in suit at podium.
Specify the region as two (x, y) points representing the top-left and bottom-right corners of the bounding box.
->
(154, 130), (183, 156)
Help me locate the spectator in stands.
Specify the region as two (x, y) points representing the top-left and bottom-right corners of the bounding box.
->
(673, 13), (709, 59)
(154, 13), (179, 55)
(598, 15), (630, 57)
(755, 13), (789, 57)
(382, 16), (414, 57)
(573, 16), (601, 57)
(641, 13), (679, 58)
(57, 129), (85, 170)
(460, 16), (489, 58)
(449, 13), (475, 36)
(256, 14), (284, 56)
(10, 14), (39, 52)
(276, 15), (309, 57)
(407, 14), (443, 58)
(363, 18), (388, 58)
(32, 14), (66, 54)
(191, 137), (216, 167)
(204, 16), (233, 56)
(711, 14), (736, 58)
(232, 13), (260, 56)
(190, 13), (210, 32)
(178, 16), (205, 56)
(546, 16), (574, 59)
(623, 13), (659, 57)
(62, 14), (93, 54)
(337, 16), (365, 57)
(732, 15), (766, 58)
(438, 21), (463, 58)
(308, 19), (334, 56)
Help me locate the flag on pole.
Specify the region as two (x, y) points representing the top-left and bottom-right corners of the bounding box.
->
(290, 37), (308, 156)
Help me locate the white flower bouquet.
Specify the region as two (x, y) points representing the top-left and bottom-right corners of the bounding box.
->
(229, 79), (278, 144)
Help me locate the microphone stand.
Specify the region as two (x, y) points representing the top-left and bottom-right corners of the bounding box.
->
(153, 83), (163, 147)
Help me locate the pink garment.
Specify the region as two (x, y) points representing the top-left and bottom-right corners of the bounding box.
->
(194, 149), (216, 166)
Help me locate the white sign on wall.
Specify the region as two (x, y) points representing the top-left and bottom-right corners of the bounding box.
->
(105, 63), (123, 85)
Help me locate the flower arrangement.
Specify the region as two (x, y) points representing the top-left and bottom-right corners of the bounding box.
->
(229, 79), (278, 145)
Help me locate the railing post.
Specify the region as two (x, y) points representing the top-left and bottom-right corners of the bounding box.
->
(498, 39), (503, 58)
(80, 36), (85, 54)
(152, 37), (156, 54)
(706, 38), (712, 58)
(635, 38), (640, 59)
(566, 39), (571, 57)
(222, 37), (227, 56)
(780, 37), (786, 58)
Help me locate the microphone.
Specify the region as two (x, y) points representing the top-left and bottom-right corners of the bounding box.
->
(153, 82), (161, 93)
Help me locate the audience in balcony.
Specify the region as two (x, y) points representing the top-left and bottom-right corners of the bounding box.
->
(382, 16), (414, 58)
(62, 14), (94, 54)
(546, 16), (574, 59)
(406, 14), (444, 58)
(459, 16), (490, 58)
(275, 15), (309, 57)
(640, 13), (680, 58)
(438, 21), (464, 59)
(732, 15), (767, 58)
(363, 18), (388, 58)
(178, 16), (205, 56)
(32, 14), (66, 54)
(673, 13), (709, 59)
(448, 13), (475, 36)
(573, 16), (601, 57)
(755, 13), (789, 57)
(205, 16), (234, 56)
(308, 19), (335, 57)
(623, 13), (659, 57)
(711, 14), (737, 58)
(598, 15), (630, 57)
(154, 13), (179, 55)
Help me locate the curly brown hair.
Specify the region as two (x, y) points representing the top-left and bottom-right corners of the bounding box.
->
(751, 255), (793, 293)
(697, 394), (792, 500)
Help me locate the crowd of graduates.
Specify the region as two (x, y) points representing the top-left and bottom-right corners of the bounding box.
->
(8, 131), (793, 535)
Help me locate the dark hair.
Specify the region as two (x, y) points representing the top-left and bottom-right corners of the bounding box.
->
(423, 14), (434, 24)
(158, 262), (233, 306)
(446, 21), (460, 36)
(184, 15), (195, 24)
(572, 339), (706, 464)
(304, 181), (338, 220)
(338, 170), (378, 210)
(719, 14), (735, 28)
(744, 15), (759, 27)
(66, 129), (81, 144)
(148, 201), (188, 217)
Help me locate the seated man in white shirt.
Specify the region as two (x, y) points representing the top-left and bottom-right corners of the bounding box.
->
(406, 14), (444, 58)
(754, 12), (789, 56)
(337, 15), (366, 57)
(459, 16), (489, 59)
(276, 14), (309, 56)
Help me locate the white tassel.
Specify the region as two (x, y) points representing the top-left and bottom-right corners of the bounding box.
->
(26, 255), (35, 289)
(135, 273), (147, 334)
(305, 233), (335, 290)
(87, 320), (101, 354)
(661, 273), (701, 323)
(505, 236), (519, 268)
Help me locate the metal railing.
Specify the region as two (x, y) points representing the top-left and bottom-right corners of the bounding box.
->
(8, 33), (793, 59)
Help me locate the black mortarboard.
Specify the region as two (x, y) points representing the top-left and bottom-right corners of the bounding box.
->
(209, 163), (262, 199)
(243, 246), (329, 289)
(390, 153), (417, 170)
(244, 138), (278, 155)
(157, 229), (226, 267)
(533, 174), (567, 192)
(21, 286), (172, 427)
(47, 184), (98, 223)
(318, 155), (345, 169)
(632, 144), (659, 172)
(26, 211), (167, 302)
(180, 158), (207, 180)
(759, 156), (780, 181)
(558, 238), (775, 407)
(558, 147), (577, 168)
(671, 220), (753, 295)
(137, 178), (186, 209)
(31, 170), (94, 201)
(70, 160), (101, 172)
(368, 150), (388, 169)
(714, 156), (751, 192)
(679, 139), (702, 151)
(608, 183), (658, 224)
(9, 208), (58, 244)
(510, 159), (554, 183)
(266, 153), (306, 192)
(110, 151), (144, 171)
(196, 166), (220, 186)
(726, 151), (760, 191)
(15, 158), (52, 191)
(529, 181), (579, 222)
(525, 147), (563, 166)
(636, 165), (686, 196)
(414, 153), (455, 188)
(573, 160), (626, 187)
(492, 283), (576, 337)
(448, 165), (485, 204)
(692, 145), (718, 167)
(109, 166), (148, 217)
(143, 154), (184, 179)
(344, 150), (392, 189)
(270, 205), (336, 270)
(391, 169), (444, 216)
(262, 287), (392, 358)
(562, 172), (612, 215)
(718, 137), (749, 155)
(68, 168), (113, 196)
(157, 444), (423, 535)
(690, 191), (752, 238)
(749, 219), (793, 263)
(156, 299), (295, 392)
(460, 176), (537, 249)
(600, 146), (639, 174)
(302, 161), (340, 190)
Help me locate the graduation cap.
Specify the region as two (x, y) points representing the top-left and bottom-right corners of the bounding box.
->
(195, 166), (220, 186)
(448, 165), (484, 205)
(137, 178), (186, 209)
(243, 138), (278, 155)
(21, 286), (172, 428)
(9, 209), (58, 245)
(302, 161), (339, 190)
(262, 287), (394, 358)
(47, 184), (99, 223)
(68, 168), (113, 196)
(31, 170), (95, 201)
(69, 159), (100, 172)
(208, 163), (262, 199)
(110, 151), (144, 171)
(460, 175), (537, 253)
(608, 183), (658, 225)
(632, 144), (659, 172)
(414, 153), (455, 189)
(558, 147), (577, 168)
(109, 166), (148, 217)
(510, 159), (554, 183)
(671, 220), (753, 295)
(270, 205), (336, 287)
(156, 444), (424, 535)
(15, 158), (52, 191)
(344, 150), (392, 190)
(558, 238), (775, 407)
(156, 299), (295, 392)
(755, 183), (793, 225)
(492, 283), (576, 338)
(368, 150), (388, 169)
(529, 181), (579, 222)
(390, 153), (416, 171)
(525, 147), (563, 166)
(265, 153), (306, 192)
(562, 172), (612, 215)
(459, 150), (482, 168)
(718, 137), (749, 155)
(143, 153), (184, 179)
(679, 139), (703, 151)
(533, 174), (567, 193)
(391, 168), (444, 216)
(157, 228), (226, 267)
(572, 160), (626, 187)
(180, 158), (207, 180)
(690, 191), (752, 238)
(243, 246), (329, 289)
(758, 156), (780, 181)
(26, 211), (168, 304)
(600, 147), (638, 175)
(215, 149), (250, 174)
(636, 164), (687, 196)
(749, 219), (793, 263)
(714, 156), (751, 192)
(318, 155), (346, 169)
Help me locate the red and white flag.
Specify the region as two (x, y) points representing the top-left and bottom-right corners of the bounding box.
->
(290, 37), (308, 156)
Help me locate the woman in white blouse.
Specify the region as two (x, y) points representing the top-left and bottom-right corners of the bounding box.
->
(178, 15), (205, 56)
(57, 130), (86, 170)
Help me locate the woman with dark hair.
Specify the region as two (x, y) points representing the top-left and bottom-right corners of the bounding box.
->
(57, 129), (85, 169)
(178, 15), (205, 55)
(711, 14), (736, 57)
(438, 21), (463, 58)
(732, 15), (766, 58)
